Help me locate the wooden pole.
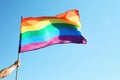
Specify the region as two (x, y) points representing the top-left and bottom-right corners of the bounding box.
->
(15, 16), (23, 80)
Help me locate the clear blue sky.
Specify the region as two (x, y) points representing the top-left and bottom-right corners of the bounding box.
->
(0, 0), (120, 80)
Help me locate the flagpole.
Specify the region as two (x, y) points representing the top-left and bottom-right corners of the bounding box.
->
(15, 16), (23, 80)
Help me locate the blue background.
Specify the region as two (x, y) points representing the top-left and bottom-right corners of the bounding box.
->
(0, 0), (120, 80)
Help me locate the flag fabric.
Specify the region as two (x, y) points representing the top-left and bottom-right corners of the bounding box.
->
(19, 10), (87, 53)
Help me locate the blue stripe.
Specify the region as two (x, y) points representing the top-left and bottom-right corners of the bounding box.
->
(21, 28), (82, 46)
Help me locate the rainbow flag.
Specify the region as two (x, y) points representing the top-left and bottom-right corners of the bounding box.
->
(19, 10), (87, 53)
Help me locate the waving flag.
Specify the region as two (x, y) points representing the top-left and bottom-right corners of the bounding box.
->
(19, 10), (87, 53)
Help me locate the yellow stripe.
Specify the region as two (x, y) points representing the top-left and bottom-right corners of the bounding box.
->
(21, 18), (81, 33)
(67, 16), (81, 28)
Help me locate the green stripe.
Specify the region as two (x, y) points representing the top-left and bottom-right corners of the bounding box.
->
(21, 23), (78, 40)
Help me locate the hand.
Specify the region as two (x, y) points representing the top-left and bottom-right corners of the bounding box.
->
(14, 60), (20, 67)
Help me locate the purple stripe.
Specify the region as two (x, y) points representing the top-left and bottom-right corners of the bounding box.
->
(20, 36), (87, 53)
